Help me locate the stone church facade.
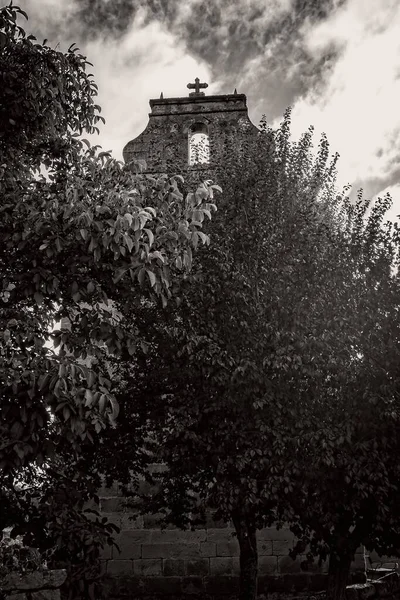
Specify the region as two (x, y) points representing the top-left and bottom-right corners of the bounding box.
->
(122, 78), (259, 174)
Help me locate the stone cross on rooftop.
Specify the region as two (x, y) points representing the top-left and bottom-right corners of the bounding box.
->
(187, 77), (208, 97)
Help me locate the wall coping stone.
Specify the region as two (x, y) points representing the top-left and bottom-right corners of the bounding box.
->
(0, 570), (67, 592)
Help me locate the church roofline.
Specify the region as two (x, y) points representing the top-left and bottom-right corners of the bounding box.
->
(149, 93), (247, 108)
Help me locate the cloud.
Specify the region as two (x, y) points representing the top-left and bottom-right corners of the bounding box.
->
(84, 13), (212, 159)
(21, 0), (211, 159)
(290, 0), (400, 200)
(17, 0), (400, 212)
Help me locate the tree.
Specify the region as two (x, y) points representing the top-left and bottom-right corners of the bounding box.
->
(280, 192), (400, 600)
(0, 4), (216, 595)
(92, 113), (400, 600)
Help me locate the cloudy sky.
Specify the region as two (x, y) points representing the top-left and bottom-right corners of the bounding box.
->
(18, 0), (400, 218)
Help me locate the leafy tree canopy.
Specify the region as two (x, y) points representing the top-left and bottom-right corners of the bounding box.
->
(93, 114), (400, 600)
(0, 4), (217, 594)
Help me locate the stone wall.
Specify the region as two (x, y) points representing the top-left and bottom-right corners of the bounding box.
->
(99, 484), (366, 597)
(1, 569), (66, 600)
(122, 92), (259, 174)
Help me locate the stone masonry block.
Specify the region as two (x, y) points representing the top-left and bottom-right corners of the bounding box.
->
(143, 513), (164, 528)
(259, 555), (278, 575)
(31, 592), (58, 600)
(119, 513), (144, 530)
(113, 531), (143, 559)
(142, 543), (201, 559)
(133, 559), (162, 576)
(101, 512), (121, 528)
(210, 557), (240, 576)
(186, 559), (210, 576)
(163, 559), (186, 576)
(216, 541), (240, 557)
(200, 542), (217, 557)
(150, 529), (206, 544)
(100, 497), (127, 512)
(278, 555), (302, 574)
(273, 540), (293, 555)
(119, 529), (151, 544)
(2, 571), (66, 591)
(107, 560), (133, 575)
(207, 528), (236, 543)
(257, 540), (273, 555)
(259, 527), (295, 542)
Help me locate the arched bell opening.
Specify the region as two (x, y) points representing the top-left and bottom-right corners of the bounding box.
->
(188, 122), (210, 165)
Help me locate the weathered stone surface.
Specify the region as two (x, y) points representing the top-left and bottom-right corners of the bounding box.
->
(207, 528), (236, 543)
(31, 590), (59, 600)
(119, 529), (151, 545)
(100, 512), (121, 528)
(186, 559), (210, 576)
(162, 559), (185, 576)
(113, 531), (148, 559)
(200, 541), (217, 557)
(209, 557), (240, 575)
(107, 560), (133, 575)
(259, 556), (278, 575)
(150, 529), (206, 544)
(257, 540), (273, 555)
(119, 513), (144, 530)
(259, 527), (295, 542)
(143, 513), (164, 528)
(100, 497), (127, 512)
(216, 541), (240, 557)
(1, 570), (66, 591)
(123, 92), (259, 174)
(142, 543), (201, 559)
(133, 559), (162, 576)
(7, 594), (26, 600)
(273, 540), (294, 555)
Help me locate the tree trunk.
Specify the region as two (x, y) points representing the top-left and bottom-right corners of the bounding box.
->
(326, 552), (353, 600)
(232, 513), (258, 600)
